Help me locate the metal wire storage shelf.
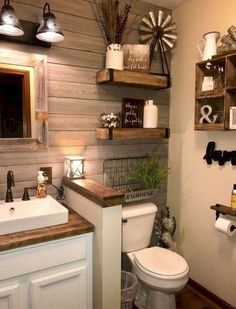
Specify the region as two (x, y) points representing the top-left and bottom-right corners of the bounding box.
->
(103, 156), (158, 203)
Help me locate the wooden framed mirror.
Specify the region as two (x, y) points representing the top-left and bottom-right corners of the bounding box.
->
(0, 49), (47, 152)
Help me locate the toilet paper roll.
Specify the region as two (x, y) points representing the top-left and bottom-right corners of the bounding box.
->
(215, 217), (236, 236)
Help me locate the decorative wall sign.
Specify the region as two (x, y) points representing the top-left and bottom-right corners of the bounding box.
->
(199, 105), (218, 124)
(123, 44), (150, 73)
(122, 98), (144, 128)
(203, 141), (236, 165)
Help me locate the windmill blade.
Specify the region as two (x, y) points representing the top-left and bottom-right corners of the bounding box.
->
(157, 10), (165, 26)
(162, 37), (175, 48)
(164, 33), (178, 40)
(149, 11), (157, 27)
(140, 24), (154, 33)
(142, 16), (153, 29)
(161, 15), (172, 28)
(140, 33), (153, 43)
(145, 37), (154, 45)
(163, 23), (177, 32)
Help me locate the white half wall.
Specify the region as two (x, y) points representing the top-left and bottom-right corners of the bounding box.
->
(168, 0), (236, 306)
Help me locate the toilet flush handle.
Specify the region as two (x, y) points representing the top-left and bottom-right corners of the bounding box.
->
(122, 219), (128, 223)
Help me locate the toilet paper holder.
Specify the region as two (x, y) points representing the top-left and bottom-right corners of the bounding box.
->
(210, 203), (236, 220)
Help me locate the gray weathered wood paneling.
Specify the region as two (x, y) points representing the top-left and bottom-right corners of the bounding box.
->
(0, 0), (170, 209)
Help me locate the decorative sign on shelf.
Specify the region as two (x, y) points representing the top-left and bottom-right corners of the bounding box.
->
(203, 141), (236, 166)
(199, 104), (218, 124)
(122, 98), (144, 128)
(123, 44), (150, 73)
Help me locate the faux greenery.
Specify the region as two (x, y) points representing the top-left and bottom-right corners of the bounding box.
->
(95, 0), (131, 45)
(154, 207), (177, 251)
(129, 154), (170, 190)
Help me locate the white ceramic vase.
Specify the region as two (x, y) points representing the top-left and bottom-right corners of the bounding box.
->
(105, 44), (123, 70)
(143, 100), (158, 128)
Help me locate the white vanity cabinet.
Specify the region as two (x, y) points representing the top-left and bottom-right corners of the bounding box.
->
(0, 233), (93, 309)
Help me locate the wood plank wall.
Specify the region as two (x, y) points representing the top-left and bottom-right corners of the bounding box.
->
(0, 0), (171, 209)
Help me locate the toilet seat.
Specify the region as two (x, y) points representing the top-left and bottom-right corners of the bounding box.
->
(134, 247), (189, 280)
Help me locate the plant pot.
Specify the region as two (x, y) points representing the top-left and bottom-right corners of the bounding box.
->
(105, 44), (123, 70)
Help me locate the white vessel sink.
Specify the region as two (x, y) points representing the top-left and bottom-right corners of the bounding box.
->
(0, 195), (68, 235)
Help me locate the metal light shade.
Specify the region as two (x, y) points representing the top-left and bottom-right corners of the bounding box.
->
(0, 0), (24, 36)
(36, 2), (64, 43)
(65, 156), (85, 179)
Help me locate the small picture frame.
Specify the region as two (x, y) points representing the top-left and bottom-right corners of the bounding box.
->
(122, 98), (144, 128)
(123, 44), (150, 73)
(230, 106), (236, 129)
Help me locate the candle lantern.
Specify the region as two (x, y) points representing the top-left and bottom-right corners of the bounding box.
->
(65, 156), (85, 179)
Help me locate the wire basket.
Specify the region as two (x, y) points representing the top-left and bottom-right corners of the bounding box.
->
(103, 157), (158, 203)
(121, 271), (138, 309)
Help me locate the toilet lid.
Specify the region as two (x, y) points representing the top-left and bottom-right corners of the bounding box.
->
(134, 247), (189, 277)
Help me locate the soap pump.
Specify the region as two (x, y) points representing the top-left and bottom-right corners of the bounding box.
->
(36, 171), (47, 198)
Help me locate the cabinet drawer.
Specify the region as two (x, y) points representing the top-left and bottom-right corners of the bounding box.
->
(0, 235), (88, 280)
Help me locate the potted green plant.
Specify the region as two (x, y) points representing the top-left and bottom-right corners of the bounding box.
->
(129, 154), (170, 190)
(95, 0), (131, 70)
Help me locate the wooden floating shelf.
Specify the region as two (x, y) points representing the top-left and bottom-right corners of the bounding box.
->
(196, 93), (224, 100)
(96, 128), (170, 140)
(96, 69), (169, 90)
(195, 123), (225, 131)
(211, 204), (236, 217)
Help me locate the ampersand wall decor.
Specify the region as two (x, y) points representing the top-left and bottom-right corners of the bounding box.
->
(203, 141), (236, 166)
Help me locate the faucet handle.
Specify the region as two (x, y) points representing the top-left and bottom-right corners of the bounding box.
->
(22, 188), (30, 201)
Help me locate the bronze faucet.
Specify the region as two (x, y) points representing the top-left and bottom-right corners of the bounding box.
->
(5, 171), (15, 203)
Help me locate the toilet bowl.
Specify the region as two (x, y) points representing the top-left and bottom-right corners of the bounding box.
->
(122, 203), (189, 309)
(128, 247), (189, 309)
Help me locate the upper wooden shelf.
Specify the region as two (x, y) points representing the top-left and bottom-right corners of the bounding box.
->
(96, 69), (169, 90)
(96, 127), (170, 140)
(211, 204), (236, 217)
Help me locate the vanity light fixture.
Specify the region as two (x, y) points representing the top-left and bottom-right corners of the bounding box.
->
(36, 2), (64, 43)
(0, 0), (24, 36)
(65, 156), (85, 179)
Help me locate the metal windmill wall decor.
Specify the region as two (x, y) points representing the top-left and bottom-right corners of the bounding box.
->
(140, 10), (177, 76)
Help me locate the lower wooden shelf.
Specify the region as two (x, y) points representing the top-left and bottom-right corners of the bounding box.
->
(195, 123), (225, 131)
(96, 128), (170, 140)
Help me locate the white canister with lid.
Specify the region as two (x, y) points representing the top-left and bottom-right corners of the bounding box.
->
(143, 100), (158, 128)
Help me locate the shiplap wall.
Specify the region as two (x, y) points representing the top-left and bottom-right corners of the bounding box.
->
(0, 0), (170, 208)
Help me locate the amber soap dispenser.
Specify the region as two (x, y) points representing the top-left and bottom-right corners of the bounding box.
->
(231, 184), (236, 211)
(36, 171), (47, 198)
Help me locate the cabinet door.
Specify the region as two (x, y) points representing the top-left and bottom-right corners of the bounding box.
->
(30, 266), (87, 309)
(0, 283), (21, 309)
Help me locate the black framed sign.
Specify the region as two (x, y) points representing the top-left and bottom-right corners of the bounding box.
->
(122, 98), (144, 128)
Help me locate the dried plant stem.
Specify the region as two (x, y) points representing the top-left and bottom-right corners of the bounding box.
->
(95, 0), (131, 45)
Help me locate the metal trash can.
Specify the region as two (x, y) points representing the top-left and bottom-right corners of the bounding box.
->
(121, 271), (138, 309)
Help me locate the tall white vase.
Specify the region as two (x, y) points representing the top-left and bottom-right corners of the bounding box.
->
(143, 100), (158, 128)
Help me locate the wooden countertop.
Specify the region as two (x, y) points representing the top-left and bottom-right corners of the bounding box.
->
(0, 206), (94, 252)
(63, 177), (124, 208)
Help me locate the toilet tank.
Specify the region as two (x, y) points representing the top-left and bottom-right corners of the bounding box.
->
(122, 203), (157, 253)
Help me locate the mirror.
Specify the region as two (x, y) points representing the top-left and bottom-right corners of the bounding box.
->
(0, 49), (47, 152)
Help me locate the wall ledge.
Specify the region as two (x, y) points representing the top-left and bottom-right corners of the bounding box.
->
(62, 177), (124, 208)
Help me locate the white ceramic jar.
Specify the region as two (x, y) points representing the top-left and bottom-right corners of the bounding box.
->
(143, 100), (158, 128)
(105, 44), (123, 70)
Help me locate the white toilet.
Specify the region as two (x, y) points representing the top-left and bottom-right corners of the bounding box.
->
(122, 203), (189, 309)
